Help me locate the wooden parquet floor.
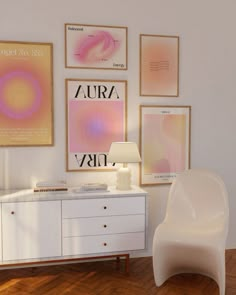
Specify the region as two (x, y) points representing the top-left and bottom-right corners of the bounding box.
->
(0, 249), (235, 295)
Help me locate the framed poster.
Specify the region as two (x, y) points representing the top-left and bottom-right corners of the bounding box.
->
(65, 23), (128, 70)
(0, 41), (53, 146)
(66, 79), (127, 171)
(139, 105), (191, 185)
(140, 34), (179, 97)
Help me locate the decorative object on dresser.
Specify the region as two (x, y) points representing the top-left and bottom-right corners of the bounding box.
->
(75, 183), (108, 193)
(107, 142), (141, 190)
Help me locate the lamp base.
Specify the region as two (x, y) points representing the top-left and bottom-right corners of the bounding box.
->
(116, 167), (131, 190)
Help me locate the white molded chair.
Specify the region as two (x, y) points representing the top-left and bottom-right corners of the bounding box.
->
(152, 169), (229, 295)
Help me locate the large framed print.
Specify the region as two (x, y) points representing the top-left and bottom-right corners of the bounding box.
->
(66, 79), (127, 171)
(0, 41), (54, 146)
(140, 105), (191, 185)
(140, 34), (179, 97)
(65, 24), (128, 70)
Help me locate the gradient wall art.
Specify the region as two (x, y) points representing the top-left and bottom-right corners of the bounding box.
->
(0, 41), (53, 146)
(66, 79), (127, 171)
(140, 34), (179, 97)
(65, 24), (127, 70)
(139, 105), (191, 185)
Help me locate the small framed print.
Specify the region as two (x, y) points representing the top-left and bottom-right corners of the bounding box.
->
(0, 41), (54, 147)
(65, 24), (128, 70)
(139, 105), (191, 185)
(66, 78), (127, 171)
(140, 34), (179, 97)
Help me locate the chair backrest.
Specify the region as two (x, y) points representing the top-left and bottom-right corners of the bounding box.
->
(165, 169), (229, 228)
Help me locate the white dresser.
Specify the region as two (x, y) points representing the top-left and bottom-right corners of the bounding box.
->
(0, 186), (147, 270)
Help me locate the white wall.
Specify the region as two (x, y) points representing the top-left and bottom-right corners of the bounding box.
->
(1, 0), (236, 253)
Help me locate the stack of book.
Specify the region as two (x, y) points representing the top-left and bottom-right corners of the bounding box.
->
(33, 181), (68, 192)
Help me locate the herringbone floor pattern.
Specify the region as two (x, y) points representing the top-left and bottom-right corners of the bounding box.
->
(0, 249), (235, 295)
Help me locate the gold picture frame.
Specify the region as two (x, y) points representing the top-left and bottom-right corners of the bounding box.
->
(139, 105), (191, 185)
(0, 41), (54, 147)
(140, 34), (179, 97)
(65, 23), (128, 70)
(65, 78), (127, 171)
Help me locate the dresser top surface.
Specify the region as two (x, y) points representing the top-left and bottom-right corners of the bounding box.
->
(0, 186), (147, 203)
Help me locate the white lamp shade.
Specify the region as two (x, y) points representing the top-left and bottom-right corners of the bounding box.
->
(107, 142), (141, 163)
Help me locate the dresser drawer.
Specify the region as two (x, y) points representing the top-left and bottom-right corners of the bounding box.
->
(62, 196), (145, 218)
(63, 214), (145, 237)
(63, 232), (145, 256)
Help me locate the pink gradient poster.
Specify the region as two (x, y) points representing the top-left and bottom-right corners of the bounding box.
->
(0, 41), (53, 146)
(140, 34), (179, 97)
(65, 24), (127, 70)
(140, 106), (191, 185)
(66, 79), (127, 171)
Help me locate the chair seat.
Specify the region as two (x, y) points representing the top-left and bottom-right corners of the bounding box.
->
(156, 221), (225, 242)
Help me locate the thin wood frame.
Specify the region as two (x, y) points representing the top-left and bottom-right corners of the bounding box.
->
(0, 40), (54, 146)
(65, 24), (128, 70)
(65, 78), (127, 171)
(140, 34), (179, 97)
(139, 105), (191, 185)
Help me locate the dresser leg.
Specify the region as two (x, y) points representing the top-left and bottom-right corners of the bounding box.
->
(115, 254), (129, 274)
(125, 254), (130, 274)
(116, 256), (120, 271)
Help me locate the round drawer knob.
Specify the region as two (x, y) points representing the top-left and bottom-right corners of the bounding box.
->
(103, 224), (107, 228)
(103, 206), (107, 210)
(11, 211), (15, 215)
(103, 243), (107, 246)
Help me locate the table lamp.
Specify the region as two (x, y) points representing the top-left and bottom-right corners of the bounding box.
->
(107, 142), (141, 190)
